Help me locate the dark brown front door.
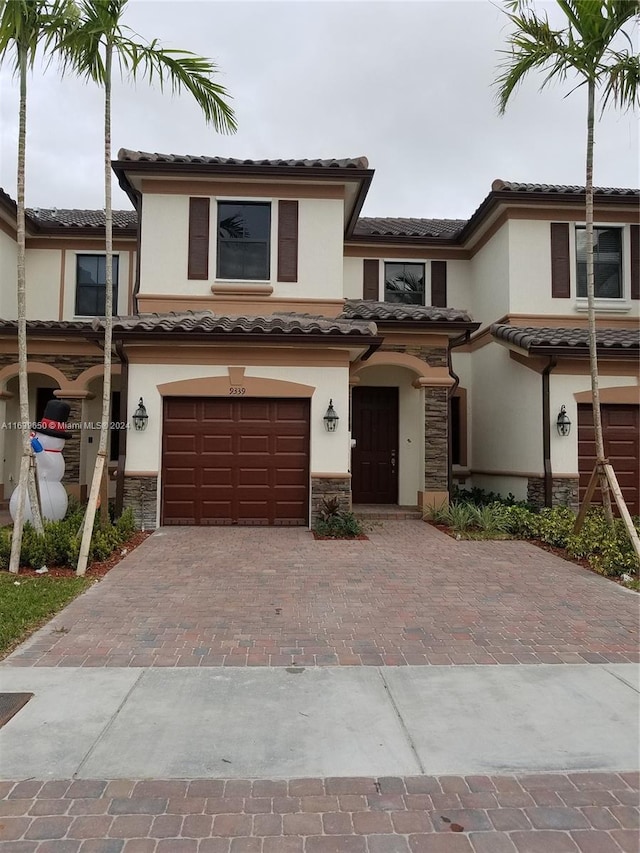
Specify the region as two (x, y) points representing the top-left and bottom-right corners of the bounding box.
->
(351, 387), (398, 504)
(578, 403), (639, 516)
(162, 397), (309, 525)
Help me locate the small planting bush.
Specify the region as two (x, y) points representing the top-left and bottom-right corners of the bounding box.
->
(0, 505), (139, 571)
(313, 497), (365, 539)
(427, 496), (639, 580)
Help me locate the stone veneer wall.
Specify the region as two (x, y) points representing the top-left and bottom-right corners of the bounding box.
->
(424, 387), (449, 491)
(527, 476), (580, 512)
(382, 344), (448, 368)
(123, 475), (158, 530)
(310, 476), (352, 524)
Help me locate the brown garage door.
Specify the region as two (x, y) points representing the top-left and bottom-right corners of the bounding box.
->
(162, 397), (309, 525)
(578, 403), (639, 516)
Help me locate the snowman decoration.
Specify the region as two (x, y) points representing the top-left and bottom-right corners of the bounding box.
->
(10, 399), (71, 523)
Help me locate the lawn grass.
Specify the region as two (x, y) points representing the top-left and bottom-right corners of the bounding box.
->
(0, 573), (92, 657)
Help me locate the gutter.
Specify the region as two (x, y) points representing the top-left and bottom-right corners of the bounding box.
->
(114, 340), (129, 517)
(542, 357), (558, 508)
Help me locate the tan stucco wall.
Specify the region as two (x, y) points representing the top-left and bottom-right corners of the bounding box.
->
(470, 341), (542, 498)
(139, 194), (344, 301)
(508, 219), (639, 319)
(0, 230), (17, 317)
(126, 361), (351, 479)
(469, 223), (510, 327)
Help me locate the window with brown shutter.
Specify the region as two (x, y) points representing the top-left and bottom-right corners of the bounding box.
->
(550, 222), (570, 298)
(277, 200), (298, 282)
(363, 259), (380, 300)
(431, 261), (447, 307)
(631, 224), (639, 300)
(188, 197), (210, 280)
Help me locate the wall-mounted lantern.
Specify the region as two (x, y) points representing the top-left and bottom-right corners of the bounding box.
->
(323, 399), (339, 433)
(132, 397), (149, 431)
(556, 404), (571, 437)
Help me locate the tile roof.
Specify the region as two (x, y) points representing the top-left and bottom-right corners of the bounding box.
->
(491, 179), (639, 197)
(352, 218), (466, 239)
(0, 318), (93, 333)
(491, 324), (640, 352)
(116, 149), (370, 170)
(342, 300), (474, 324)
(26, 208), (137, 230)
(92, 310), (378, 337)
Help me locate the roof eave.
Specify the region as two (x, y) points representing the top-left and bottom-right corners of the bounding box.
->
(345, 234), (462, 246)
(112, 331), (384, 347)
(528, 344), (638, 358)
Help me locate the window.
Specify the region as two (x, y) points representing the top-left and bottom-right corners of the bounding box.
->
(384, 262), (425, 305)
(217, 202), (270, 280)
(576, 227), (622, 299)
(76, 255), (119, 316)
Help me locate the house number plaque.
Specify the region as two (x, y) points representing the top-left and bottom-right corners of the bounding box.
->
(229, 386), (246, 395)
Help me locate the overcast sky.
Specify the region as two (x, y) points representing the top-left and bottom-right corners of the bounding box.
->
(0, 0), (638, 219)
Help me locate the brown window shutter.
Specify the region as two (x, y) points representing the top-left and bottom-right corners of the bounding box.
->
(188, 197), (210, 280)
(363, 259), (379, 300)
(431, 261), (447, 307)
(277, 200), (298, 282)
(550, 222), (570, 298)
(630, 224), (639, 300)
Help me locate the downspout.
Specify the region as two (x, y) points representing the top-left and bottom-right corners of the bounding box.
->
(542, 357), (557, 508)
(114, 339), (129, 516)
(447, 329), (471, 496)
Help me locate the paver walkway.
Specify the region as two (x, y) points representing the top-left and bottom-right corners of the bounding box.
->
(1, 773), (638, 852)
(4, 522), (637, 668)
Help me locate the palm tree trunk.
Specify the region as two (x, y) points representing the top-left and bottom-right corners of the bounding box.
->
(585, 78), (613, 524)
(76, 42), (113, 576)
(9, 42), (44, 574)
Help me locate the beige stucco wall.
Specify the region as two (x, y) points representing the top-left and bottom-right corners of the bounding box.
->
(550, 373), (639, 475)
(343, 256), (363, 300)
(126, 362), (351, 479)
(508, 219), (640, 318)
(25, 249), (62, 319)
(139, 194), (344, 301)
(353, 365), (425, 506)
(469, 223), (510, 326)
(0, 230), (17, 317)
(470, 342), (542, 500)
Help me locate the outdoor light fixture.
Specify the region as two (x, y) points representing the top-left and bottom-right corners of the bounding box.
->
(132, 397), (149, 432)
(323, 399), (339, 432)
(556, 404), (571, 437)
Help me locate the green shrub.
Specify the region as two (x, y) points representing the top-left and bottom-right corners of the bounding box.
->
(0, 502), (140, 571)
(469, 503), (509, 534)
(452, 485), (533, 509)
(314, 498), (364, 538)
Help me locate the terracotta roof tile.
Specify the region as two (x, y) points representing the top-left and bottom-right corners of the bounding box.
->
(491, 324), (640, 352)
(352, 217), (466, 239)
(26, 208), (137, 229)
(92, 310), (377, 337)
(491, 179), (639, 197)
(342, 299), (474, 324)
(116, 149), (370, 170)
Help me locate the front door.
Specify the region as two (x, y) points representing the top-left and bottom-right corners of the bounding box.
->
(351, 387), (398, 504)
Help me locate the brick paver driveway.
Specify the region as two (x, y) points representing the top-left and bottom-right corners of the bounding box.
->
(2, 522), (639, 851)
(5, 520), (638, 668)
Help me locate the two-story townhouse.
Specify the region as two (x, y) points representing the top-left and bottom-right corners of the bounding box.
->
(0, 155), (637, 527)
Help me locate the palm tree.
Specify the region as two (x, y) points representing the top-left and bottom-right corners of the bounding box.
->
(495, 0), (640, 524)
(0, 0), (75, 573)
(61, 0), (236, 575)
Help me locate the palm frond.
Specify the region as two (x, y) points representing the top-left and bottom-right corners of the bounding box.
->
(600, 52), (640, 111)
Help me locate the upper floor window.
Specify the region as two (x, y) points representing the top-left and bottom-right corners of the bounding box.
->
(384, 262), (425, 305)
(217, 202), (270, 280)
(576, 227), (622, 299)
(75, 255), (119, 316)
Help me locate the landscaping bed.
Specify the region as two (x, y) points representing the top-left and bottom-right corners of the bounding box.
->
(426, 494), (639, 591)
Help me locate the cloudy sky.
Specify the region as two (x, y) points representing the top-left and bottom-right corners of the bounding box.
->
(0, 0), (638, 219)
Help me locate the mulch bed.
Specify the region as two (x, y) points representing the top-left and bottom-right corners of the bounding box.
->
(11, 531), (152, 578)
(312, 532), (369, 540)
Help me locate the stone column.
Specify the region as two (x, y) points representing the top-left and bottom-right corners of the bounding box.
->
(421, 385), (449, 510)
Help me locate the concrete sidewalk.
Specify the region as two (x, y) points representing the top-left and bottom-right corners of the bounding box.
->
(2, 664), (638, 780)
